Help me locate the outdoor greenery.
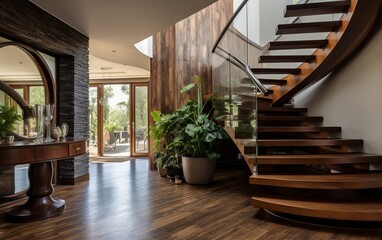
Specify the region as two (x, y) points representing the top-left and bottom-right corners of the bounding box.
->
(0, 105), (22, 139)
(88, 84), (148, 148)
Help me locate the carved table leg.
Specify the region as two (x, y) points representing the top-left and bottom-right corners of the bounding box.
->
(5, 161), (65, 222)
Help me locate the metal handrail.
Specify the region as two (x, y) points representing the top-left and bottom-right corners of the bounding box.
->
(213, 0), (312, 53)
(212, 0), (312, 95)
(216, 46), (269, 96)
(212, 0), (248, 53)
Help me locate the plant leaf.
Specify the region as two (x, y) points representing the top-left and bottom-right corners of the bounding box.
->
(180, 83), (196, 93)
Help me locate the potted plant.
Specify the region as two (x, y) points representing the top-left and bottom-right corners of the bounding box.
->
(176, 75), (228, 185)
(0, 105), (22, 143)
(150, 102), (196, 177)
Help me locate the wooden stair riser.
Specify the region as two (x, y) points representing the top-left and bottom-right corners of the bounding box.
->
(252, 154), (382, 165)
(267, 40), (329, 50)
(258, 55), (316, 63)
(251, 68), (301, 75)
(258, 116), (323, 127)
(258, 131), (341, 139)
(257, 145), (364, 155)
(249, 172), (382, 189)
(284, 0), (351, 17)
(251, 195), (382, 221)
(235, 128), (341, 140)
(241, 78), (287, 86)
(258, 107), (308, 116)
(276, 21), (342, 35)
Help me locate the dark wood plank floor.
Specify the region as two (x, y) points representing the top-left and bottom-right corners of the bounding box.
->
(1, 159), (382, 240)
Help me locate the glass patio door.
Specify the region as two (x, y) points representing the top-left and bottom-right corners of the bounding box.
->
(102, 84), (130, 157)
(131, 83), (148, 156)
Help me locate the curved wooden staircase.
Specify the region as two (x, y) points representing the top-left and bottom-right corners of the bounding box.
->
(224, 0), (382, 221)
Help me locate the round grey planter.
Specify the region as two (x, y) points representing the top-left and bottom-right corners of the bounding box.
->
(182, 156), (216, 185)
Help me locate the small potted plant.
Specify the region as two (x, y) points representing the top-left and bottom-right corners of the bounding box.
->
(150, 103), (195, 177)
(175, 75), (228, 185)
(0, 105), (22, 143)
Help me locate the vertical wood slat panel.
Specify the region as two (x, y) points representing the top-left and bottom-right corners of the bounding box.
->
(149, 26), (176, 168)
(149, 0), (233, 168)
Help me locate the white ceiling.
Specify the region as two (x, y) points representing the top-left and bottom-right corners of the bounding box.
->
(28, 0), (218, 79)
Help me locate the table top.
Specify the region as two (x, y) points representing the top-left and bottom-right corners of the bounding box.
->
(0, 138), (88, 166)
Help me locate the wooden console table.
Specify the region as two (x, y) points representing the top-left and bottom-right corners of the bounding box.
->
(0, 138), (87, 222)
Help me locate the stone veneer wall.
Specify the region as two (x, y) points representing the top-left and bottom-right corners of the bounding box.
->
(0, 0), (89, 184)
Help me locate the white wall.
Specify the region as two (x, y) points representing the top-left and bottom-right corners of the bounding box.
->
(258, 0), (289, 46)
(233, 0), (289, 47)
(294, 12), (382, 155)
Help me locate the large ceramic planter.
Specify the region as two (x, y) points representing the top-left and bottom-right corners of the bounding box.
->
(182, 156), (216, 185)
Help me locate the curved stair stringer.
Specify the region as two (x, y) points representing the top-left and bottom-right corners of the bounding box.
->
(269, 0), (382, 107)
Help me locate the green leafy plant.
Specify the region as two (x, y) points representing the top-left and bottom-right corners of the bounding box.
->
(150, 75), (227, 171)
(176, 75), (228, 160)
(150, 101), (196, 169)
(0, 105), (22, 139)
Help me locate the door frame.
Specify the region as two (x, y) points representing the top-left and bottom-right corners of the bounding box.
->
(130, 82), (149, 157)
(89, 82), (148, 157)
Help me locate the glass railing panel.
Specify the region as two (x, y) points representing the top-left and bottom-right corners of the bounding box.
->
(213, 0), (348, 174)
(212, 51), (259, 173)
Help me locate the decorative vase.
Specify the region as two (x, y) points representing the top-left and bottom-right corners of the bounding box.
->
(35, 104), (45, 143)
(51, 127), (61, 140)
(60, 123), (69, 139)
(4, 135), (14, 144)
(182, 156), (216, 185)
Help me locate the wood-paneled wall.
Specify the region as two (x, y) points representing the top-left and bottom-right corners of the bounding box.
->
(149, 0), (233, 168)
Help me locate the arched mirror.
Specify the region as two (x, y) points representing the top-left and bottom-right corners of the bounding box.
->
(0, 40), (56, 139)
(0, 38), (56, 200)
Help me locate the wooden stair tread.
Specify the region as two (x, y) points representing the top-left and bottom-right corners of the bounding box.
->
(258, 126), (340, 133)
(239, 98), (273, 106)
(251, 68), (301, 75)
(285, 0), (351, 17)
(259, 79), (287, 85)
(240, 78), (287, 87)
(259, 55), (316, 63)
(221, 115), (255, 121)
(250, 172), (382, 189)
(241, 138), (363, 147)
(241, 78), (287, 85)
(267, 40), (328, 50)
(251, 195), (382, 221)
(258, 107), (307, 113)
(250, 153), (382, 165)
(258, 115), (323, 122)
(276, 21), (342, 35)
(241, 78), (287, 86)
